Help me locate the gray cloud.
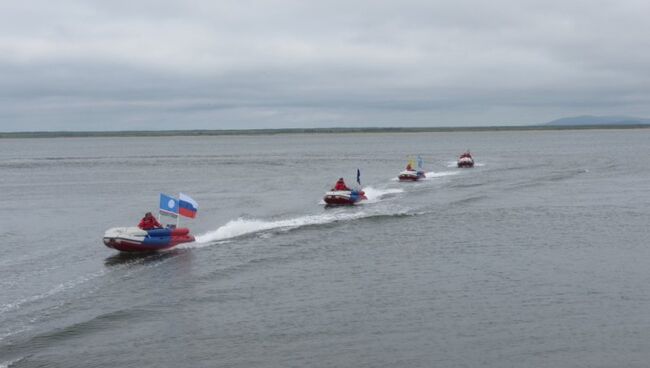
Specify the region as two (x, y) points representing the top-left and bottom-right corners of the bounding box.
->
(1, 0), (650, 131)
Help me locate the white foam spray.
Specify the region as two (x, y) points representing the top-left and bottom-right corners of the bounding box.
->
(190, 202), (412, 248)
(0, 270), (107, 316)
(424, 171), (460, 179)
(1, 357), (24, 368)
(361, 186), (404, 203)
(191, 211), (367, 247)
(187, 185), (409, 248)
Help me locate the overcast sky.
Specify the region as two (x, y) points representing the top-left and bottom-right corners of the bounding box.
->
(1, 0), (649, 131)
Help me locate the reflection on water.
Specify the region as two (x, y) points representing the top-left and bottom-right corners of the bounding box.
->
(103, 249), (188, 267)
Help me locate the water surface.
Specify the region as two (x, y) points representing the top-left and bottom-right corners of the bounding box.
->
(1, 130), (649, 367)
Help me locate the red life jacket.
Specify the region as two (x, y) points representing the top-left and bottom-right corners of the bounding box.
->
(139, 216), (162, 230)
(334, 180), (349, 191)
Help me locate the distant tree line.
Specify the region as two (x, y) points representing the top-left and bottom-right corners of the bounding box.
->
(1, 124), (649, 139)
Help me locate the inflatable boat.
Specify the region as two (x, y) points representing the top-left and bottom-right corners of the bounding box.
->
(399, 156), (426, 181)
(323, 190), (367, 205)
(398, 169), (426, 181)
(103, 227), (195, 252)
(457, 152), (474, 168)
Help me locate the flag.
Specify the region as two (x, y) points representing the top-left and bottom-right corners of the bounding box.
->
(179, 193), (199, 218)
(356, 169), (361, 185)
(417, 155), (423, 169)
(160, 211), (177, 220)
(159, 193), (179, 217)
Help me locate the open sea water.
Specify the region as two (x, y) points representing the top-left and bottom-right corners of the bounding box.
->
(0, 130), (649, 367)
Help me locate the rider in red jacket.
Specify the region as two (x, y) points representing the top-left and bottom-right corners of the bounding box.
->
(332, 178), (351, 191)
(138, 212), (163, 230)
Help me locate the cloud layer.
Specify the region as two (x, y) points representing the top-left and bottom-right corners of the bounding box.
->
(1, 0), (649, 131)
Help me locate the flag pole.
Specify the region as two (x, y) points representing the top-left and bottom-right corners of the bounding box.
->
(356, 168), (361, 190)
(176, 193), (180, 228)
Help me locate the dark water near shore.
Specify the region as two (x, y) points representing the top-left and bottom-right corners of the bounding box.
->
(1, 130), (649, 367)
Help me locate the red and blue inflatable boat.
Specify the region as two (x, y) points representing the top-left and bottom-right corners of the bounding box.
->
(103, 227), (195, 252)
(398, 169), (426, 181)
(323, 190), (367, 206)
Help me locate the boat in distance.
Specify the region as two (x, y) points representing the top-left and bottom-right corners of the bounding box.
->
(398, 169), (426, 181)
(457, 151), (475, 168)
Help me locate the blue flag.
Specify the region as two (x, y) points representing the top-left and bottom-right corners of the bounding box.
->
(417, 155), (423, 170)
(159, 193), (179, 217)
(356, 169), (361, 185)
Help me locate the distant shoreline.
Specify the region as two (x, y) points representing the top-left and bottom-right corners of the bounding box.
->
(1, 124), (649, 138)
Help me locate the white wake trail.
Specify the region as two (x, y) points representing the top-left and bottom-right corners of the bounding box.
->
(423, 171), (460, 179)
(187, 186), (409, 248)
(362, 186), (404, 203)
(190, 211), (377, 247)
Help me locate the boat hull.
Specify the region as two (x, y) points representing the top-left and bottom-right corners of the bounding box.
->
(323, 190), (366, 205)
(103, 227), (195, 252)
(398, 170), (426, 181)
(457, 157), (474, 168)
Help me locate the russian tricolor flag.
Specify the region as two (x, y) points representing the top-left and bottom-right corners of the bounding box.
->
(178, 193), (199, 218)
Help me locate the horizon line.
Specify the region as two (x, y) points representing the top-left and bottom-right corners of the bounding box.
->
(2, 124), (650, 138)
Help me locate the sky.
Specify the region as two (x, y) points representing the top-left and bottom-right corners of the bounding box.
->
(1, 0), (650, 131)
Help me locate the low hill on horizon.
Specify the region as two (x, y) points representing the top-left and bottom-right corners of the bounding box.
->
(544, 115), (650, 126)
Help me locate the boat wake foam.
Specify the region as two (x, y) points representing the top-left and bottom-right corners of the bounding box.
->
(423, 171), (460, 179)
(0, 270), (106, 317)
(390, 171), (460, 182)
(1, 357), (25, 368)
(362, 186), (404, 202)
(189, 208), (408, 248)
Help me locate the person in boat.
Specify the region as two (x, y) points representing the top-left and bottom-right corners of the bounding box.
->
(138, 212), (163, 230)
(406, 162), (413, 171)
(332, 178), (351, 191)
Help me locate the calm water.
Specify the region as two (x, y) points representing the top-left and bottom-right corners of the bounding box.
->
(1, 130), (649, 367)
